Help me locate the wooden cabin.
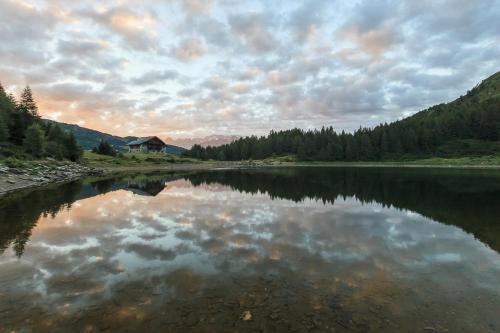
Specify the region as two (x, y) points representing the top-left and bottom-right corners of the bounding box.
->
(125, 136), (166, 153)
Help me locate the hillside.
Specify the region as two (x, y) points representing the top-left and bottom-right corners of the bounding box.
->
(185, 70), (500, 161)
(45, 120), (135, 151)
(45, 120), (186, 155)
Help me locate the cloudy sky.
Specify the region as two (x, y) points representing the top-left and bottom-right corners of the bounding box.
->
(0, 0), (499, 138)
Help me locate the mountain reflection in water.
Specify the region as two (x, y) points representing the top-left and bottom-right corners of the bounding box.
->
(0, 167), (499, 333)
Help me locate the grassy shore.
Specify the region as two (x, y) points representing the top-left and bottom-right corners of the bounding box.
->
(2, 152), (500, 173)
(80, 151), (500, 170)
(268, 155), (500, 168)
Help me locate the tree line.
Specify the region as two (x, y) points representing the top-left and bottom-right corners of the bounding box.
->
(0, 82), (83, 161)
(184, 78), (499, 161)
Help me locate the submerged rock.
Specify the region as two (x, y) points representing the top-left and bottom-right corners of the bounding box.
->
(241, 310), (252, 321)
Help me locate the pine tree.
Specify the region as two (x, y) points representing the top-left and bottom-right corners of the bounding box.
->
(19, 86), (39, 118)
(358, 133), (374, 160)
(64, 132), (83, 161)
(0, 83), (14, 142)
(23, 123), (45, 157)
(380, 130), (390, 157)
(45, 141), (64, 160)
(47, 124), (66, 142)
(0, 113), (8, 142)
(7, 93), (17, 108)
(345, 139), (357, 161)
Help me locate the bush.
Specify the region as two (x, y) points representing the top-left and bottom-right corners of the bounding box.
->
(93, 140), (117, 157)
(3, 157), (25, 168)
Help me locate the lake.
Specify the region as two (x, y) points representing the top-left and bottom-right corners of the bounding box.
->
(1, 167), (499, 332)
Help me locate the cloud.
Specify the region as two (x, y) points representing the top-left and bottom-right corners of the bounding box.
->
(124, 242), (177, 261)
(181, 0), (214, 14)
(193, 17), (231, 47)
(171, 38), (205, 61)
(287, 0), (326, 42)
(0, 0), (499, 137)
(56, 38), (110, 58)
(178, 87), (198, 97)
(340, 25), (401, 56)
(131, 70), (179, 85)
(228, 13), (277, 52)
(79, 6), (160, 51)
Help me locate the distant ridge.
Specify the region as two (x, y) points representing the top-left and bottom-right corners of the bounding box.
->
(164, 135), (241, 149)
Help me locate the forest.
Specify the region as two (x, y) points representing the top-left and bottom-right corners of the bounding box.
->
(0, 83), (83, 161)
(184, 72), (500, 161)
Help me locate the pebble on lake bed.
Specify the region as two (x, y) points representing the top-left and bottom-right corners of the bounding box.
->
(241, 310), (252, 321)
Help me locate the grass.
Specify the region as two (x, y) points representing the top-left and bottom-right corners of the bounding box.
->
(247, 155), (500, 168)
(3, 152), (499, 172)
(400, 155), (500, 166)
(81, 151), (500, 169)
(81, 151), (200, 168)
(0, 156), (73, 169)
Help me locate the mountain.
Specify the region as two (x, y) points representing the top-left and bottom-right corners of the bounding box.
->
(184, 71), (500, 161)
(164, 135), (240, 149)
(45, 120), (135, 151)
(45, 120), (187, 155)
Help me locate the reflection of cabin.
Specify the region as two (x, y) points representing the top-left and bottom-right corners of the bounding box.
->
(126, 136), (166, 153)
(127, 180), (166, 196)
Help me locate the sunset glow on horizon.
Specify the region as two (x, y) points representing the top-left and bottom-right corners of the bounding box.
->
(0, 0), (499, 138)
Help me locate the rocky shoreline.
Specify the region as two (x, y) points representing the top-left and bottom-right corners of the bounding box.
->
(0, 162), (103, 197)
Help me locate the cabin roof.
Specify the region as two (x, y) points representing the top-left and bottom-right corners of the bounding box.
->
(126, 136), (165, 146)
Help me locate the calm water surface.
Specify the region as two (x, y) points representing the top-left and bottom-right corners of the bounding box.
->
(1, 167), (500, 333)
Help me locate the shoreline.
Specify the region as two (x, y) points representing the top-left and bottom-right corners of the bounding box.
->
(0, 162), (103, 198)
(1, 161), (500, 199)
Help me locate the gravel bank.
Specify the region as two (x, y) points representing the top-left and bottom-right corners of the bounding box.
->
(0, 162), (103, 197)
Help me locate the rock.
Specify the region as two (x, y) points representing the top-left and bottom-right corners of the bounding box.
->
(269, 312), (279, 320)
(7, 180), (16, 184)
(185, 313), (198, 326)
(241, 310), (252, 321)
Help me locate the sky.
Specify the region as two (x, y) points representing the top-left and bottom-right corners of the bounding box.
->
(0, 0), (499, 139)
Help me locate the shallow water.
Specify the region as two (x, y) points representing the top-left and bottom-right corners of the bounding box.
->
(0, 167), (499, 332)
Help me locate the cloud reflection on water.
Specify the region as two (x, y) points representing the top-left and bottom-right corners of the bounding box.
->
(0, 169), (499, 332)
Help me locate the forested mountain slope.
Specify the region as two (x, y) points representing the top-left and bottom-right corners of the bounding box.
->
(45, 120), (136, 152)
(185, 71), (500, 161)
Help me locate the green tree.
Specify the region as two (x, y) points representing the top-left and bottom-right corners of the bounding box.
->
(95, 140), (116, 157)
(380, 130), (390, 157)
(45, 141), (64, 160)
(344, 139), (357, 161)
(47, 124), (66, 142)
(64, 132), (83, 161)
(19, 86), (39, 118)
(23, 123), (45, 157)
(358, 133), (374, 160)
(0, 113), (8, 142)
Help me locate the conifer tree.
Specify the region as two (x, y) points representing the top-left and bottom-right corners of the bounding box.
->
(0, 113), (8, 142)
(23, 123), (45, 157)
(64, 132), (83, 161)
(19, 86), (39, 118)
